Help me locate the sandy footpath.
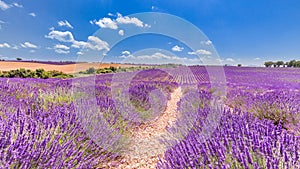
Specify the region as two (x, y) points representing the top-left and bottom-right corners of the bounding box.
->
(100, 87), (182, 169)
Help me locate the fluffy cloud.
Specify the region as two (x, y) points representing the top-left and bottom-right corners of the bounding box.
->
(77, 51), (83, 55)
(54, 44), (69, 50)
(12, 2), (22, 8)
(58, 20), (73, 29)
(0, 1), (22, 10)
(86, 36), (110, 51)
(226, 58), (235, 62)
(0, 43), (19, 50)
(119, 52), (200, 65)
(71, 36), (109, 51)
(93, 18), (118, 30)
(55, 49), (69, 54)
(0, 42), (10, 48)
(116, 13), (144, 27)
(188, 49), (212, 55)
(45, 30), (74, 42)
(91, 13), (148, 30)
(71, 40), (87, 49)
(201, 40), (212, 45)
(121, 50), (130, 55)
(46, 44), (70, 54)
(45, 28), (110, 54)
(28, 13), (36, 17)
(172, 45), (184, 52)
(254, 57), (261, 60)
(20, 42), (38, 49)
(118, 29), (124, 36)
(0, 0), (10, 10)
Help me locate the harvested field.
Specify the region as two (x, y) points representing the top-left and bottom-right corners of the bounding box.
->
(0, 61), (141, 74)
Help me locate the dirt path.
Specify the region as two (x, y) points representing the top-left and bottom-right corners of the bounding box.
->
(106, 87), (182, 169)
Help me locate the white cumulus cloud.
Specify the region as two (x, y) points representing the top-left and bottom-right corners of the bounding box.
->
(172, 45), (184, 52)
(91, 13), (149, 30)
(45, 28), (110, 53)
(188, 49), (212, 55)
(71, 41), (87, 49)
(121, 50), (130, 55)
(86, 36), (110, 51)
(77, 51), (83, 55)
(118, 29), (124, 36)
(28, 13), (36, 17)
(45, 30), (74, 42)
(20, 42), (38, 49)
(0, 1), (22, 10)
(12, 2), (22, 8)
(47, 44), (70, 54)
(55, 49), (69, 54)
(226, 58), (235, 62)
(0, 42), (10, 48)
(116, 13), (144, 27)
(119, 52), (200, 65)
(93, 17), (118, 30)
(54, 44), (70, 50)
(71, 36), (109, 52)
(58, 20), (73, 29)
(0, 0), (10, 10)
(108, 13), (114, 16)
(201, 40), (212, 45)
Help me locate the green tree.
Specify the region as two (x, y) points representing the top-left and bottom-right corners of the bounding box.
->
(264, 61), (274, 67)
(87, 67), (96, 74)
(276, 61), (284, 67)
(295, 60), (300, 67)
(288, 60), (296, 67)
(109, 66), (117, 72)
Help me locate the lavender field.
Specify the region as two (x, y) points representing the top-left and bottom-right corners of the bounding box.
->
(0, 66), (299, 169)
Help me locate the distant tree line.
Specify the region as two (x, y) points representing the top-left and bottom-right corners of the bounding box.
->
(79, 66), (118, 74)
(79, 66), (151, 75)
(0, 68), (73, 79)
(264, 60), (300, 68)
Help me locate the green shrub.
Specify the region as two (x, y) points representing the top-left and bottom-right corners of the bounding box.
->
(0, 68), (72, 79)
(87, 67), (96, 74)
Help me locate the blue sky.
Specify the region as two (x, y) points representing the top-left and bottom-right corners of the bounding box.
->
(1, 0), (300, 66)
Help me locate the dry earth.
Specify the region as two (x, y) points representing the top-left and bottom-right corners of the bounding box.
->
(0, 61), (140, 74)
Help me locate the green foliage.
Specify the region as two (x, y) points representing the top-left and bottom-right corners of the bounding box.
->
(79, 66), (146, 75)
(264, 61), (274, 67)
(0, 68), (73, 79)
(16, 57), (22, 61)
(276, 61), (284, 67)
(87, 67), (96, 74)
(237, 64), (242, 67)
(109, 66), (117, 72)
(265, 59), (300, 68)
